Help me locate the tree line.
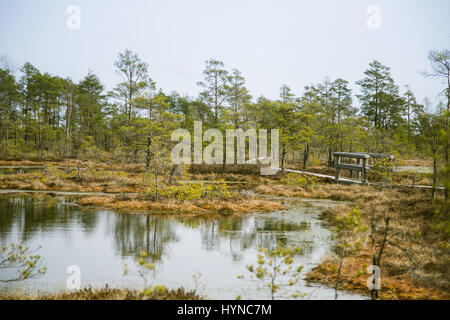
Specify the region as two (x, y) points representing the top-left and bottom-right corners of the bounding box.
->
(0, 49), (448, 191)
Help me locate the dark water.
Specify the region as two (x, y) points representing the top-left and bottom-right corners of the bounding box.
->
(0, 194), (365, 299)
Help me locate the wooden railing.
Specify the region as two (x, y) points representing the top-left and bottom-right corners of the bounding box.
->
(333, 152), (395, 185)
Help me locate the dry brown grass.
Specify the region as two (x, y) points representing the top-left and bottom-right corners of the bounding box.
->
(306, 256), (449, 300)
(0, 160), (435, 193)
(1, 160), (447, 299)
(0, 163), (286, 215)
(188, 172), (278, 185)
(0, 164), (275, 194)
(0, 170), (142, 193)
(0, 159), (146, 171)
(253, 183), (387, 202)
(399, 158), (433, 167)
(76, 194), (285, 215)
(300, 185), (450, 300)
(0, 286), (201, 300)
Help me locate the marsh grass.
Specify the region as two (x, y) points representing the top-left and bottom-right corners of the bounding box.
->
(0, 160), (436, 193)
(301, 185), (449, 300)
(0, 161), (447, 299)
(0, 286), (201, 300)
(76, 194), (285, 215)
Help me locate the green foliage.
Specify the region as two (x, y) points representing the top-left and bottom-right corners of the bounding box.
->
(0, 243), (47, 282)
(434, 165), (450, 236)
(356, 60), (406, 131)
(39, 165), (68, 184)
(369, 158), (394, 185)
(112, 50), (150, 120)
(123, 250), (179, 298)
(0, 50), (449, 202)
(332, 206), (368, 299)
(144, 180), (235, 201)
(124, 250), (156, 292)
(334, 206), (368, 251)
(197, 59), (229, 123)
(282, 173), (319, 187)
(80, 136), (107, 161)
(242, 243), (304, 300)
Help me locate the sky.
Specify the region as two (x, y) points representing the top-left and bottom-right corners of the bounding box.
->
(1, 0), (449, 107)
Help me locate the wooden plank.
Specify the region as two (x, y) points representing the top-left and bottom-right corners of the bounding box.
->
(338, 163), (364, 172)
(356, 158), (361, 179)
(334, 155), (340, 182)
(333, 152), (370, 159)
(355, 152), (395, 160)
(282, 168), (362, 185)
(283, 168), (335, 180)
(362, 158), (368, 185)
(337, 178), (363, 185)
(372, 154), (394, 160)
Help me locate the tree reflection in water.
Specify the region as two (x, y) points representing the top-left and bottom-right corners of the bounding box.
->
(177, 213), (313, 263)
(0, 195), (357, 299)
(109, 214), (178, 261)
(1, 195), (318, 274)
(0, 195), (99, 243)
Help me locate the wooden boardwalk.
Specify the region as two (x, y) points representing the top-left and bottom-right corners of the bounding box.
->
(281, 168), (362, 184)
(275, 167), (444, 191)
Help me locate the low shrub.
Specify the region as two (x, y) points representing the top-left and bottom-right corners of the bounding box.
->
(281, 173), (319, 187)
(143, 180), (236, 201)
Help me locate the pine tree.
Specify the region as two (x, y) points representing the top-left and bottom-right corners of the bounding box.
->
(357, 61), (405, 130)
(197, 59), (228, 123)
(113, 50), (149, 121)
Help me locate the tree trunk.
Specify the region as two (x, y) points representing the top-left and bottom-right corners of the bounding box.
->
(444, 71), (449, 200)
(281, 145), (286, 174)
(302, 144), (309, 170)
(327, 146), (332, 169)
(335, 254), (345, 300)
(432, 137), (437, 200)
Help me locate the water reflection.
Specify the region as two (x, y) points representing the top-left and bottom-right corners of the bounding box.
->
(109, 214), (178, 261)
(0, 194), (364, 299)
(0, 167), (44, 175)
(0, 195), (98, 243)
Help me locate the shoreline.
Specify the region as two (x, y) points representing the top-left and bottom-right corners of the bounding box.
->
(0, 286), (202, 300)
(0, 191), (362, 300)
(0, 163), (448, 299)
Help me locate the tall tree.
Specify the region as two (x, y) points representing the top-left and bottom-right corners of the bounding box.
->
(298, 85), (323, 169)
(225, 69), (251, 128)
(279, 84), (295, 103)
(425, 49), (450, 199)
(76, 71), (106, 143)
(197, 59), (228, 123)
(416, 109), (442, 199)
(403, 86), (423, 144)
(317, 78), (334, 167)
(113, 50), (149, 121)
(34, 73), (64, 155)
(0, 68), (20, 158)
(329, 78), (353, 160)
(19, 62), (40, 144)
(61, 77), (76, 157)
(357, 61), (405, 130)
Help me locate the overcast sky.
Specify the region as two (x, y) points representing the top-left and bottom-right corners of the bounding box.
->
(1, 0), (449, 107)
